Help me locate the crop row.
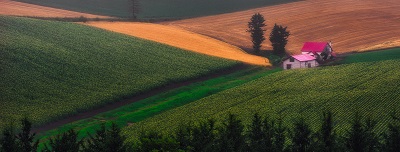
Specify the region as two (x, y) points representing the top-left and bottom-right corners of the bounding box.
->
(0, 16), (237, 131)
(123, 59), (400, 143)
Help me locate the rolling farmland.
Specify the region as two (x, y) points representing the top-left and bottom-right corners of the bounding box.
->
(85, 22), (270, 66)
(165, 0), (400, 54)
(0, 16), (237, 131)
(0, 0), (110, 18)
(123, 58), (400, 142)
(14, 0), (297, 19)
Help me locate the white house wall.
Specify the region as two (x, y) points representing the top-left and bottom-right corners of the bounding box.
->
(283, 59), (318, 70)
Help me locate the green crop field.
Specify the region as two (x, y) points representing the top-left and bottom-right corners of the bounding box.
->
(36, 67), (281, 147)
(123, 58), (400, 143)
(340, 47), (400, 64)
(0, 16), (237, 131)
(16, 0), (298, 19)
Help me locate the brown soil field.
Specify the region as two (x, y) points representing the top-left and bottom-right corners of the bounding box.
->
(0, 0), (110, 18)
(163, 0), (400, 54)
(85, 22), (270, 66)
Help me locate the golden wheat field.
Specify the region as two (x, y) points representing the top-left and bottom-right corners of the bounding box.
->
(164, 0), (400, 54)
(0, 0), (110, 18)
(85, 22), (270, 66)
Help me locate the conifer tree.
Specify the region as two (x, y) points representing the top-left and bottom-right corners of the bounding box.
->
(217, 114), (245, 152)
(290, 118), (313, 152)
(191, 119), (216, 151)
(16, 118), (38, 152)
(383, 122), (400, 152)
(44, 129), (82, 152)
(247, 13), (266, 53)
(1, 124), (18, 152)
(269, 23), (290, 55)
(345, 113), (379, 152)
(248, 113), (266, 152)
(84, 123), (127, 152)
(316, 111), (337, 152)
(274, 117), (286, 152)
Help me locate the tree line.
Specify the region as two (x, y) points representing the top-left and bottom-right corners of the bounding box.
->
(2, 111), (400, 152)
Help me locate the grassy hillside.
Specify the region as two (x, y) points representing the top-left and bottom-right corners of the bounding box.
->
(15, 0), (297, 19)
(37, 67), (281, 143)
(0, 16), (237, 130)
(123, 58), (400, 142)
(340, 47), (400, 64)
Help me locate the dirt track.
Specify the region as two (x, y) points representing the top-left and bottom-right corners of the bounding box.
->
(0, 0), (110, 18)
(164, 0), (400, 54)
(85, 22), (270, 66)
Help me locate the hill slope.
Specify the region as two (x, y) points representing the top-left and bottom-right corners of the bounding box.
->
(165, 0), (400, 54)
(0, 0), (110, 18)
(85, 22), (270, 66)
(0, 16), (237, 130)
(124, 58), (400, 142)
(14, 0), (297, 19)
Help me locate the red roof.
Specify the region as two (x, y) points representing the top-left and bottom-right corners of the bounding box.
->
(292, 54), (316, 62)
(301, 42), (328, 53)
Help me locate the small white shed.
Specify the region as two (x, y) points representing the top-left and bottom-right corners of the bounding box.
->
(282, 54), (318, 70)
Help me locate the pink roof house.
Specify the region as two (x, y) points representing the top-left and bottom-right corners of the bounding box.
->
(282, 54), (319, 70)
(301, 42), (335, 60)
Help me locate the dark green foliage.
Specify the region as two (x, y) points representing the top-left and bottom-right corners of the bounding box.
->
(43, 129), (82, 152)
(191, 119), (217, 151)
(135, 131), (180, 152)
(315, 111), (337, 152)
(345, 113), (379, 152)
(248, 113), (266, 152)
(383, 122), (400, 152)
(84, 123), (128, 152)
(175, 123), (193, 151)
(1, 124), (18, 152)
(274, 117), (286, 152)
(16, 118), (39, 152)
(290, 118), (313, 152)
(247, 13), (266, 53)
(269, 23), (290, 55)
(217, 114), (245, 152)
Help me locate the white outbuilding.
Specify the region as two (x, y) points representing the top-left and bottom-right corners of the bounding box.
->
(282, 54), (318, 70)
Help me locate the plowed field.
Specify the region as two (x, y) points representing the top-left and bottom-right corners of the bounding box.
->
(164, 0), (400, 54)
(0, 0), (110, 18)
(85, 22), (270, 66)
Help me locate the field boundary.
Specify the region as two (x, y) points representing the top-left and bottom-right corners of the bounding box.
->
(32, 64), (253, 133)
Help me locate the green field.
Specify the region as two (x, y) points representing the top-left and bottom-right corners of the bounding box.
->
(36, 67), (281, 144)
(340, 47), (400, 64)
(123, 58), (400, 143)
(16, 0), (298, 19)
(0, 16), (237, 131)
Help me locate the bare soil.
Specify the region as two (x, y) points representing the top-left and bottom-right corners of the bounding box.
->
(163, 0), (400, 54)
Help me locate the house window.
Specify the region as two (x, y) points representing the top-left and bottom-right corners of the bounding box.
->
(308, 63), (312, 68)
(290, 58), (294, 62)
(286, 64), (292, 69)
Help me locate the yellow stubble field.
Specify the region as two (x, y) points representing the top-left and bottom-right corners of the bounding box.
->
(85, 22), (270, 66)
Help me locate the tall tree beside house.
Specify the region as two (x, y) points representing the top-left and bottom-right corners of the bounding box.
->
(269, 23), (290, 56)
(131, 0), (140, 20)
(247, 13), (266, 53)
